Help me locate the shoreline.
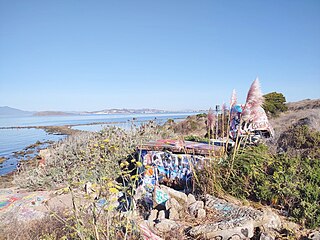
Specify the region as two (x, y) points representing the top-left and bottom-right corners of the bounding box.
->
(0, 117), (184, 135)
(0, 117), (184, 180)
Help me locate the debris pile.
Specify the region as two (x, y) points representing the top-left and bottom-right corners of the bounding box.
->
(138, 185), (282, 240)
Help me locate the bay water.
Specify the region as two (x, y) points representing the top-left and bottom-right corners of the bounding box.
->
(0, 112), (197, 175)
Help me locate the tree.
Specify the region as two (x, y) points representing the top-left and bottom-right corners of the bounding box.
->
(262, 92), (288, 116)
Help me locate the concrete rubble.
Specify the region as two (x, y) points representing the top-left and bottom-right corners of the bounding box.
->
(141, 185), (284, 240)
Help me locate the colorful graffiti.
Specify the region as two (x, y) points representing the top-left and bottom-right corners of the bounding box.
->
(139, 150), (209, 202)
(0, 189), (50, 223)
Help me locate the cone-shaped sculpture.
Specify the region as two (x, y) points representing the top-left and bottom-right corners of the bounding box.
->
(242, 78), (263, 121)
(230, 89), (237, 108)
(242, 78), (274, 136)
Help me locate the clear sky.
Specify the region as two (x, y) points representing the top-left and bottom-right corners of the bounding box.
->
(0, 0), (319, 111)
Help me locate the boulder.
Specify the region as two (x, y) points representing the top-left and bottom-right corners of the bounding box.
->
(165, 197), (183, 212)
(159, 185), (187, 204)
(260, 232), (275, 240)
(155, 219), (179, 233)
(148, 209), (158, 223)
(259, 209), (281, 231)
(187, 194), (197, 206)
(309, 230), (320, 240)
(190, 220), (255, 239)
(228, 235), (241, 240)
(188, 200), (204, 217)
(197, 208), (206, 219)
(169, 207), (180, 220)
(158, 210), (166, 220)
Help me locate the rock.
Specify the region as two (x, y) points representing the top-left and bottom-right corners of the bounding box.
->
(259, 209), (281, 231)
(197, 208), (206, 219)
(187, 194), (196, 206)
(139, 221), (163, 240)
(159, 185), (187, 204)
(309, 230), (320, 240)
(260, 232), (275, 240)
(228, 235), (241, 240)
(188, 200), (204, 217)
(190, 220), (255, 239)
(134, 185), (146, 201)
(165, 197), (183, 211)
(153, 187), (170, 207)
(155, 219), (179, 233)
(282, 220), (300, 232)
(148, 209), (158, 222)
(158, 210), (166, 220)
(169, 207), (180, 220)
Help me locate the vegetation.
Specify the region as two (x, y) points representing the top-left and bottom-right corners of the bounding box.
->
(195, 125), (320, 229)
(12, 122), (175, 239)
(263, 92), (288, 116)
(4, 102), (319, 238)
(184, 135), (209, 143)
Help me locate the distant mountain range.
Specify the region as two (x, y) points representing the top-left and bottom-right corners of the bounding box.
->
(88, 108), (168, 115)
(0, 106), (196, 117)
(33, 111), (75, 116)
(0, 106), (33, 116)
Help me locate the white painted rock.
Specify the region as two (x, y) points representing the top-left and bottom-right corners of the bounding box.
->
(155, 219), (179, 233)
(309, 230), (320, 240)
(188, 200), (204, 217)
(260, 232), (275, 240)
(187, 194), (196, 206)
(158, 210), (166, 220)
(148, 209), (158, 222)
(165, 197), (183, 211)
(169, 207), (180, 220)
(159, 185), (187, 204)
(197, 208), (206, 219)
(260, 209), (282, 231)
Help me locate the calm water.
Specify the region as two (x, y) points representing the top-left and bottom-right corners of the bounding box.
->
(0, 112), (195, 128)
(0, 128), (64, 175)
(0, 112), (197, 175)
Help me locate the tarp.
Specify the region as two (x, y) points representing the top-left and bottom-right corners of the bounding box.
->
(138, 139), (223, 156)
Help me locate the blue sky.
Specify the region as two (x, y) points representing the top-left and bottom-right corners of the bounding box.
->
(0, 0), (319, 111)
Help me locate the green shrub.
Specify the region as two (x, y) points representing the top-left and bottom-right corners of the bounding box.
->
(196, 113), (207, 118)
(14, 122), (175, 190)
(184, 135), (209, 143)
(196, 144), (320, 228)
(263, 92), (288, 116)
(12, 122), (175, 239)
(278, 125), (320, 159)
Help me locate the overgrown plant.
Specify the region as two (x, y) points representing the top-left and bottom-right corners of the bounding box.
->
(195, 140), (320, 229)
(12, 122), (176, 239)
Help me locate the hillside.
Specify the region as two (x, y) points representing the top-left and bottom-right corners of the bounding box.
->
(89, 108), (168, 114)
(270, 98), (320, 135)
(168, 98), (320, 139)
(33, 111), (76, 116)
(0, 106), (31, 116)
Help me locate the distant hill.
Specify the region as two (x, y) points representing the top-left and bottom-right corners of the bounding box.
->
(33, 111), (76, 116)
(0, 106), (32, 116)
(89, 108), (169, 115)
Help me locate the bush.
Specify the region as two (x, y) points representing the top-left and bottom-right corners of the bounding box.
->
(196, 144), (320, 228)
(184, 135), (209, 143)
(263, 92), (288, 116)
(278, 125), (320, 158)
(15, 122), (175, 190)
(11, 122), (175, 239)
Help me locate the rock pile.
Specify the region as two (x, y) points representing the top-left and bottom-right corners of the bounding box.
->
(142, 185), (283, 240)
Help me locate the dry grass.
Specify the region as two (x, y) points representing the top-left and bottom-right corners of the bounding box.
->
(7, 122), (175, 239)
(14, 122), (176, 190)
(0, 210), (71, 240)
